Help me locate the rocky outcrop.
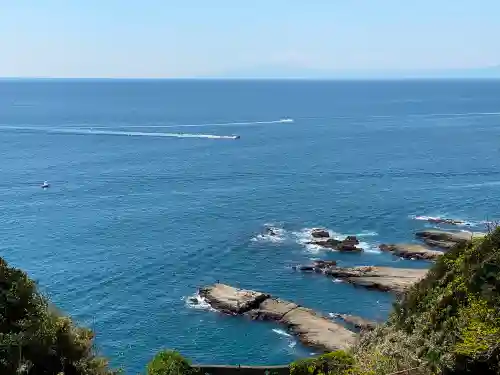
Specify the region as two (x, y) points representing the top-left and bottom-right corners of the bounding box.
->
(379, 244), (443, 260)
(338, 236), (361, 251)
(415, 230), (484, 250)
(199, 284), (356, 352)
(307, 238), (341, 248)
(330, 313), (377, 331)
(307, 235), (363, 252)
(311, 228), (330, 238)
(295, 264), (427, 293)
(292, 260), (337, 272)
(198, 284), (270, 314)
(426, 217), (467, 226)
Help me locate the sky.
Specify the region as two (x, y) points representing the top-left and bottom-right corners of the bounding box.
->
(1, 0), (500, 78)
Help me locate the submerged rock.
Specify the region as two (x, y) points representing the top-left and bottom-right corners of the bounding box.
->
(199, 284), (356, 352)
(379, 243), (443, 260)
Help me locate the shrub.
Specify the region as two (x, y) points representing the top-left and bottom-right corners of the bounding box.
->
(289, 350), (354, 375)
(0, 257), (114, 374)
(377, 227), (500, 374)
(147, 350), (194, 375)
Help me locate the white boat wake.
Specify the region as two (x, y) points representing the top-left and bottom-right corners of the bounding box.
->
(0, 125), (239, 140)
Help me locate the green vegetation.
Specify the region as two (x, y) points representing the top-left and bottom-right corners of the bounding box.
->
(290, 227), (500, 375)
(146, 350), (194, 375)
(0, 257), (115, 375)
(2, 227), (499, 374)
(290, 351), (354, 375)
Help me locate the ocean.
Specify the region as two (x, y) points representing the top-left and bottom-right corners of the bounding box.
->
(0, 79), (499, 373)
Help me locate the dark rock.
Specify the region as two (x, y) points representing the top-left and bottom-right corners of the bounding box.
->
(307, 236), (363, 252)
(295, 265), (315, 272)
(265, 227), (278, 236)
(306, 238), (341, 249)
(293, 260), (337, 273)
(311, 229), (330, 238)
(337, 243), (362, 252)
(379, 243), (443, 260)
(344, 236), (360, 245)
(416, 229), (477, 242)
(313, 260), (337, 268)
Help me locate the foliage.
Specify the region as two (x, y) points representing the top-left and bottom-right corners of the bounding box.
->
(289, 351), (354, 375)
(146, 350), (194, 375)
(384, 228), (500, 374)
(351, 326), (430, 375)
(0, 257), (115, 375)
(294, 228), (500, 375)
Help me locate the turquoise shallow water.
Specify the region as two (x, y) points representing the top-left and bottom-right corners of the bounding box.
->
(0, 79), (499, 373)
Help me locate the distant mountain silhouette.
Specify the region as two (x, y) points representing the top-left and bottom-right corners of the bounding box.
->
(207, 65), (500, 79)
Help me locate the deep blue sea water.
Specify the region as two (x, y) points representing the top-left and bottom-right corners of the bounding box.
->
(0, 79), (499, 373)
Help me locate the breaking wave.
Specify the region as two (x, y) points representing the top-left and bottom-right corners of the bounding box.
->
(251, 224), (287, 243)
(184, 293), (216, 311)
(272, 328), (297, 348)
(411, 214), (481, 227)
(293, 228), (380, 254)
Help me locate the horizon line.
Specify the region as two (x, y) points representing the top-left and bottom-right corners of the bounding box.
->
(2, 76), (500, 81)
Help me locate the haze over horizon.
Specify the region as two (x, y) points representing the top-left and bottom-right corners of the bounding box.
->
(1, 1), (500, 79)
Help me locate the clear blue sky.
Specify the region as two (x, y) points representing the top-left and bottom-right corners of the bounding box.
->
(1, 0), (499, 78)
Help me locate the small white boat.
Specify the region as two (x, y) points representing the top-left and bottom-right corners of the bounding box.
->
(280, 118), (294, 123)
(41, 181), (50, 189)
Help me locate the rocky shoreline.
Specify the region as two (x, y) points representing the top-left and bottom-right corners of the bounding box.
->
(415, 229), (484, 250)
(193, 228), (483, 352)
(379, 243), (443, 260)
(199, 284), (357, 352)
(294, 263), (427, 293)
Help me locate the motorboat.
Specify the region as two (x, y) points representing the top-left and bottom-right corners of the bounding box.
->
(280, 118), (294, 123)
(41, 181), (50, 189)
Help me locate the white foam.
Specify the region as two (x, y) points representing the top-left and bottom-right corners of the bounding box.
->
(448, 181), (500, 189)
(355, 230), (379, 237)
(272, 328), (292, 337)
(0, 126), (238, 140)
(272, 328), (297, 348)
(27, 119), (291, 130)
(358, 241), (381, 254)
(251, 225), (287, 243)
(292, 228), (332, 253)
(184, 293), (216, 311)
(412, 215), (441, 222)
(411, 214), (479, 227)
(294, 228), (380, 253)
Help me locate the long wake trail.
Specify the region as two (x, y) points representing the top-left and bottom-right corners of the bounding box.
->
(73, 119), (290, 129)
(0, 125), (239, 140)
